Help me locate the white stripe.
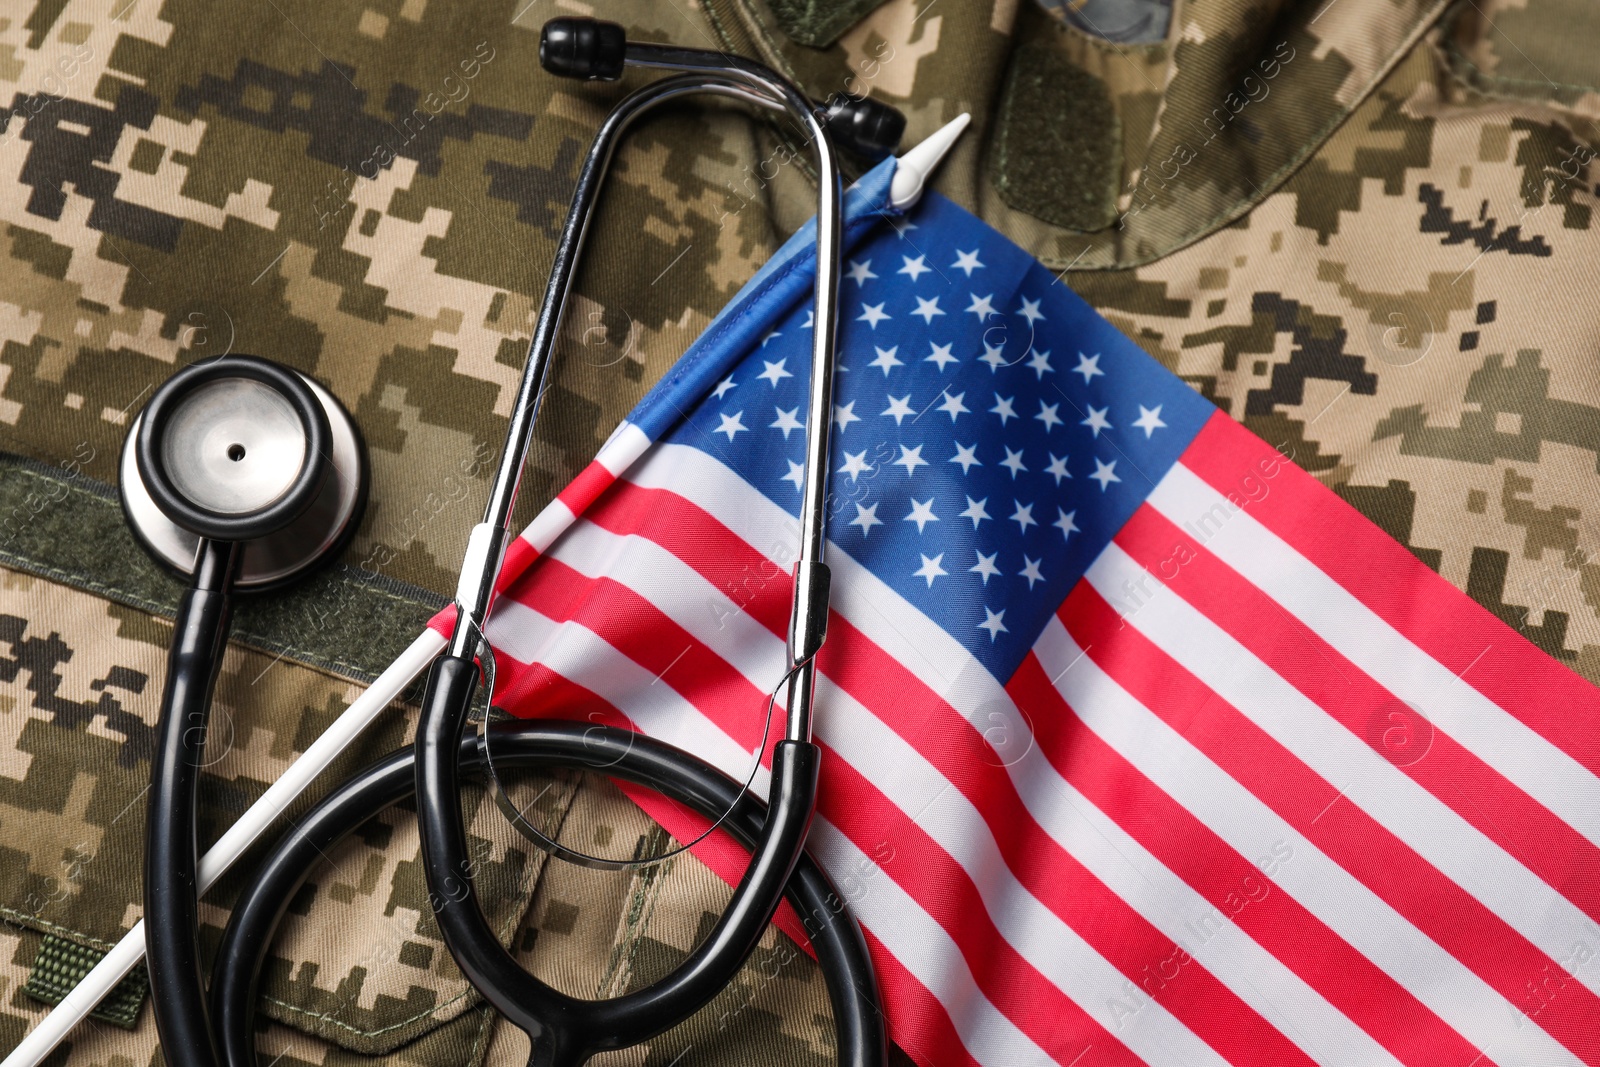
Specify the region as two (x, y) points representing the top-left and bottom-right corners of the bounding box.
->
(1033, 615), (1584, 1067)
(519, 497), (576, 554)
(512, 421), (651, 557)
(1151, 462), (1600, 849)
(1006, 745), (1405, 1067)
(484, 599), (767, 796)
(1087, 540), (1600, 1003)
(611, 449), (1406, 1064)
(542, 520), (1230, 1065)
(487, 594), (1054, 1065)
(597, 420), (651, 475)
(808, 818), (1056, 1066)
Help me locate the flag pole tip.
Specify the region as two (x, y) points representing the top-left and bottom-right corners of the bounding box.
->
(888, 112), (971, 211)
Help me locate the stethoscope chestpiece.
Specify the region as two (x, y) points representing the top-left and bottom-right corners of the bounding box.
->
(120, 355), (367, 591)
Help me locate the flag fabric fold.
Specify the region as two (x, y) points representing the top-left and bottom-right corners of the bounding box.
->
(436, 173), (1600, 1066)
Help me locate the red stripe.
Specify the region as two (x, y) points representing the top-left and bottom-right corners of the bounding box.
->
(582, 478), (792, 634)
(512, 495), (1331, 1066)
(860, 926), (988, 1067)
(482, 656), (812, 943)
(492, 554), (1117, 1063)
(1063, 580), (1600, 1063)
(497, 535), (539, 591)
(817, 745), (1147, 1065)
(1180, 412), (1600, 777)
(1115, 503), (1600, 924)
(556, 459), (619, 520)
(1007, 647), (1495, 1067)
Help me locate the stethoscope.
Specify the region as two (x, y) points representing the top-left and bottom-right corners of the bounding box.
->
(109, 19), (897, 1067)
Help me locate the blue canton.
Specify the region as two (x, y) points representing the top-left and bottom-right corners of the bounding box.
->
(662, 193), (1215, 680)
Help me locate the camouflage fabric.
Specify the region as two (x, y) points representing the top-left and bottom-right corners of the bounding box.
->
(0, 565), (838, 1063)
(5, 0), (1600, 1063)
(1442, 0), (1600, 120)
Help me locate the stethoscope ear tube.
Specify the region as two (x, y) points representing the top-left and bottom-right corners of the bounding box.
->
(212, 722), (886, 1067)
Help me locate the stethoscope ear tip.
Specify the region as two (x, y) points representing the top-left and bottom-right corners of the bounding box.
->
(120, 355), (368, 591)
(539, 17), (627, 81)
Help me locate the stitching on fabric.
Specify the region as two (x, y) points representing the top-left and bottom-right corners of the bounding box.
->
(1444, 35), (1600, 94)
(0, 464), (440, 680)
(1041, 0), (1455, 271)
(0, 907), (117, 951)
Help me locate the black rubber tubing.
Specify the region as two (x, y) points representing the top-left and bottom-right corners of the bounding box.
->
(414, 655), (837, 1066)
(211, 720), (888, 1067)
(145, 538), (241, 1067)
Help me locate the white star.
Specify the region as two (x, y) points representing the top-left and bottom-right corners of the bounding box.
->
(1010, 500), (1036, 533)
(849, 502), (882, 536)
(1073, 352), (1104, 382)
(1045, 453), (1071, 485)
(965, 292), (996, 320)
(951, 249), (984, 276)
(713, 411), (747, 440)
(882, 394), (915, 425)
(891, 218), (919, 238)
(770, 406), (803, 439)
(1090, 458), (1121, 491)
(1035, 401), (1063, 431)
(1133, 404), (1167, 437)
(1000, 446), (1027, 479)
(783, 460), (805, 490)
(1017, 295), (1045, 326)
(845, 258), (877, 285)
(904, 497), (939, 534)
(1081, 406), (1112, 437)
(1053, 507), (1079, 541)
(834, 401), (861, 430)
(970, 550), (1001, 584)
(838, 449), (873, 482)
(898, 254), (931, 281)
(977, 607), (1008, 642)
(979, 342), (1008, 372)
(913, 553), (948, 588)
(894, 444), (928, 476)
(911, 296), (945, 324)
(801, 310), (814, 329)
(935, 391), (969, 421)
(757, 358), (792, 387)
(858, 302), (890, 329)
(867, 345), (903, 375)
(1026, 348), (1053, 379)
(712, 375), (736, 399)
(760, 329), (782, 347)
(1019, 555), (1045, 589)
(925, 342), (957, 371)
(990, 394), (1017, 425)
(959, 495), (991, 528)
(949, 442), (982, 474)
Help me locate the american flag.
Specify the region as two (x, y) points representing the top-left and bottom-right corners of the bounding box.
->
(443, 170), (1600, 1065)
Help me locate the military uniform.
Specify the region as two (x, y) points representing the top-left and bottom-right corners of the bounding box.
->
(1, 0), (1598, 1062)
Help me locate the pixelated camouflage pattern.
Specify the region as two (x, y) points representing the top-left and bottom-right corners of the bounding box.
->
(706, 0), (1452, 265)
(0, 567), (839, 1063)
(1443, 0), (1600, 120)
(0, 0), (784, 597)
(0, 563), (564, 1054)
(1068, 33), (1600, 682)
(6, 0), (1600, 1063)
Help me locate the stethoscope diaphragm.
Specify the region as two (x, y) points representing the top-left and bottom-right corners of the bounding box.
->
(119, 356), (367, 591)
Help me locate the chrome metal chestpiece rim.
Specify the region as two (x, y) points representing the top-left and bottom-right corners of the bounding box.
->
(120, 359), (367, 590)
